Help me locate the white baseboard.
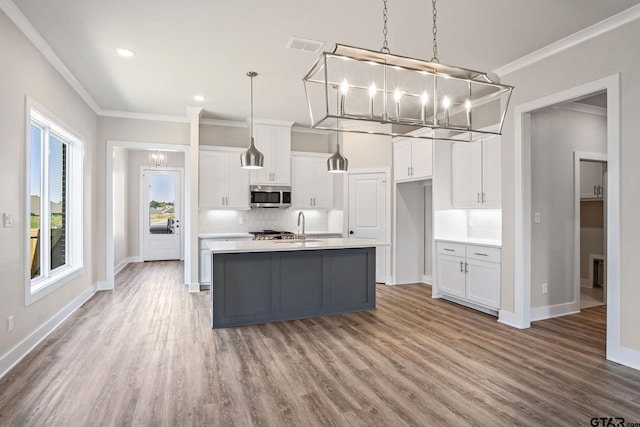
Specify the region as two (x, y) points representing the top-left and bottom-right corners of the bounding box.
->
(0, 284), (97, 380)
(114, 256), (142, 275)
(188, 282), (200, 293)
(580, 278), (592, 288)
(498, 310), (528, 329)
(96, 281), (110, 291)
(531, 302), (579, 322)
(609, 345), (640, 371)
(422, 275), (433, 285)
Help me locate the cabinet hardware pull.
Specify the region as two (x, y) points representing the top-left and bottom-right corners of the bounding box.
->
(411, 166), (414, 176)
(460, 261), (464, 272)
(594, 185), (597, 196)
(465, 262), (469, 273)
(444, 248), (455, 252)
(474, 253), (488, 256)
(408, 166), (411, 176)
(221, 196), (225, 205)
(482, 192), (486, 203)
(477, 192), (481, 203)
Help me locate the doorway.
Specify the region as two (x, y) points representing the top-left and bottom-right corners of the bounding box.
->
(347, 171), (389, 283)
(576, 157), (607, 309)
(141, 168), (183, 261)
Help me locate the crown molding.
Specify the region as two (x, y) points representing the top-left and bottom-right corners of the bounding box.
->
(0, 0), (101, 113)
(99, 109), (189, 123)
(200, 118), (247, 128)
(493, 4), (640, 77)
(553, 102), (607, 116)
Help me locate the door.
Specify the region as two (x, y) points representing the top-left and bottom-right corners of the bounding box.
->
(199, 151), (226, 209)
(348, 172), (387, 282)
(142, 169), (182, 261)
(452, 141), (482, 207)
(482, 137), (502, 208)
(393, 138), (412, 181)
(436, 254), (467, 299)
(411, 139), (433, 179)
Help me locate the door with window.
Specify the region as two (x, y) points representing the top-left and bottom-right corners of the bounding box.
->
(142, 169), (182, 261)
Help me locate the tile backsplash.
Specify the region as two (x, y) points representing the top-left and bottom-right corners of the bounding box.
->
(467, 209), (502, 241)
(199, 209), (343, 234)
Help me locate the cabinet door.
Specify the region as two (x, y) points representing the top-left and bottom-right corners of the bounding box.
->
(291, 156), (315, 208)
(466, 259), (500, 309)
(393, 139), (412, 181)
(312, 159), (334, 209)
(271, 126), (291, 185)
(225, 152), (250, 209)
(482, 137), (501, 208)
(436, 253), (467, 298)
(452, 142), (482, 208)
(250, 124), (273, 184)
(199, 151), (226, 209)
(411, 139), (433, 179)
(580, 161), (603, 199)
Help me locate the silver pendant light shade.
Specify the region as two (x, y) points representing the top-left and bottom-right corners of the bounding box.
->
(327, 134), (348, 173)
(241, 71), (264, 169)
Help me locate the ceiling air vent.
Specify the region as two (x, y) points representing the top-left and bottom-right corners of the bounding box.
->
(286, 37), (324, 53)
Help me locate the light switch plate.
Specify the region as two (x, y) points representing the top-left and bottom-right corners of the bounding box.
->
(3, 213), (12, 228)
(534, 212), (541, 224)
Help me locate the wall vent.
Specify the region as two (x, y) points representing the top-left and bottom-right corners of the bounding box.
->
(286, 37), (324, 53)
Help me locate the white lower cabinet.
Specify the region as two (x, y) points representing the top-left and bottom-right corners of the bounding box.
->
(199, 236), (253, 286)
(436, 241), (501, 310)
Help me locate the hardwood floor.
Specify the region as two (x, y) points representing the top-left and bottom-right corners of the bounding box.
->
(1, 261), (640, 426)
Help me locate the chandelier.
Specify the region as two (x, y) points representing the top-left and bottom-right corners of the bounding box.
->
(303, 0), (513, 142)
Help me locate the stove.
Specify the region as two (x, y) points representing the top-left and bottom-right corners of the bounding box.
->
(250, 230), (297, 240)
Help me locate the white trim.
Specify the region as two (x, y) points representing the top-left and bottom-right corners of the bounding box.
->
(188, 282), (200, 293)
(531, 303), (580, 322)
(113, 256), (142, 275)
(0, 284), (97, 380)
(494, 4), (640, 77)
(609, 346), (640, 371)
(106, 141), (191, 291)
(100, 109), (188, 123)
(200, 118), (246, 128)
(513, 74), (623, 365)
(422, 275), (433, 285)
(0, 0), (100, 113)
(498, 310), (526, 329)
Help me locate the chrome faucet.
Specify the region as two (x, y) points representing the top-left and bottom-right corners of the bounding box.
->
(297, 211), (306, 240)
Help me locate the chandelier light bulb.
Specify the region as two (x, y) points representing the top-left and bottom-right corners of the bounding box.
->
(340, 79), (349, 94)
(421, 91), (429, 106)
(443, 96), (451, 109)
(369, 83), (377, 98)
(393, 88), (402, 103)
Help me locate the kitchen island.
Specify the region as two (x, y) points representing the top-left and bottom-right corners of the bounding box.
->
(207, 238), (380, 328)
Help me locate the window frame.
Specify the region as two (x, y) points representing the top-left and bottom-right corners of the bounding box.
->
(25, 98), (84, 306)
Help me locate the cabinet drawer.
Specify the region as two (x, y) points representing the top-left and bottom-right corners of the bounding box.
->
(466, 245), (501, 263)
(436, 242), (466, 257)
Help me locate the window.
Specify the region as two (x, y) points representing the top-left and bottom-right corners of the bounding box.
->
(27, 104), (83, 304)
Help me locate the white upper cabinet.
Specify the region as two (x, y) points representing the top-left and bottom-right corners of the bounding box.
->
(250, 122), (292, 186)
(451, 136), (501, 209)
(393, 137), (433, 182)
(199, 148), (249, 210)
(580, 161), (605, 199)
(291, 153), (334, 209)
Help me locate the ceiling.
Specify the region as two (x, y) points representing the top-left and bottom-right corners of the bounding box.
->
(10, 0), (640, 127)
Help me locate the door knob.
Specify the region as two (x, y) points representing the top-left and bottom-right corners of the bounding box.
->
(349, 231), (354, 235)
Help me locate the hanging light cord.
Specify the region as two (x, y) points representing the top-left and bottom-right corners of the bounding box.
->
(431, 0), (439, 63)
(247, 71), (256, 140)
(381, 0), (390, 53)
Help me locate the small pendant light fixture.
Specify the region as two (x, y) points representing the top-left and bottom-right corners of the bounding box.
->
(241, 71), (264, 169)
(327, 131), (348, 173)
(148, 150), (167, 168)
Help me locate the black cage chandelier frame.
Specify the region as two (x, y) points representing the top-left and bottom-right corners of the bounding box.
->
(302, 0), (514, 142)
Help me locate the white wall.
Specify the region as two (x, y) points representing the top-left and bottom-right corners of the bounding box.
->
(0, 9), (97, 357)
(530, 108), (606, 308)
(500, 17), (640, 350)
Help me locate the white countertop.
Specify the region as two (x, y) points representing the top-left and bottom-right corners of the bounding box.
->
(199, 233), (253, 239)
(208, 238), (385, 254)
(435, 238), (502, 248)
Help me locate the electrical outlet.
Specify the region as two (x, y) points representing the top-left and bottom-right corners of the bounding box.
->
(542, 283), (548, 294)
(534, 212), (541, 224)
(7, 315), (14, 332)
(238, 217), (244, 225)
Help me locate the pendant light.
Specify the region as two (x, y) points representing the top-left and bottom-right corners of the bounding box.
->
(303, 0), (514, 143)
(241, 71), (264, 169)
(327, 133), (348, 173)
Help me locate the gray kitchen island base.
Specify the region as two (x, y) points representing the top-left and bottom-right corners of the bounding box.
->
(211, 247), (376, 328)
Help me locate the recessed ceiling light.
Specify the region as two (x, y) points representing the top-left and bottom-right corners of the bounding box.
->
(116, 48), (135, 58)
(193, 95), (205, 102)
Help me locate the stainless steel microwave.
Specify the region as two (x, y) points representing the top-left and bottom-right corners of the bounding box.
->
(250, 185), (291, 208)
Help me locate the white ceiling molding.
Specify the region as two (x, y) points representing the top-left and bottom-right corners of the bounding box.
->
(0, 0), (101, 113)
(99, 109), (189, 123)
(200, 118), (247, 128)
(553, 102), (607, 116)
(494, 4), (640, 77)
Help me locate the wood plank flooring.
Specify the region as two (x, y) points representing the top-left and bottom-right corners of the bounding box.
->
(1, 260), (640, 426)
